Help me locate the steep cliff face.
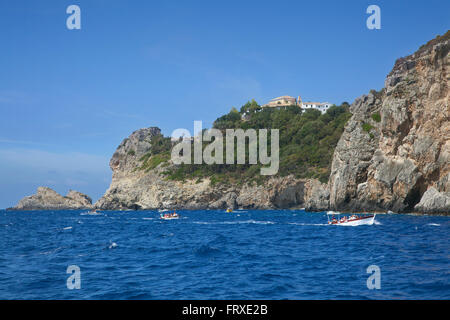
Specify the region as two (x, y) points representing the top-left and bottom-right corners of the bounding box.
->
(10, 187), (93, 210)
(329, 32), (450, 213)
(95, 128), (328, 210)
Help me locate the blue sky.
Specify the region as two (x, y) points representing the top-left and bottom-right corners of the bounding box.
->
(0, 0), (449, 208)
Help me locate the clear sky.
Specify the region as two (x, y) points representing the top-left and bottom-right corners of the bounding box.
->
(0, 0), (449, 208)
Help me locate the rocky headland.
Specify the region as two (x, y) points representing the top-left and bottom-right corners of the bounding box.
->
(94, 32), (449, 214)
(9, 31), (449, 214)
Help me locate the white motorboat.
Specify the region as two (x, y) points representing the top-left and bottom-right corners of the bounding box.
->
(160, 211), (180, 220)
(327, 211), (376, 226)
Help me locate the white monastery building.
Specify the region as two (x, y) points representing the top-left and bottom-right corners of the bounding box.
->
(262, 95), (333, 114)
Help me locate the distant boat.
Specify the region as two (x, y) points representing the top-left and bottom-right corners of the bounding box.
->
(327, 211), (376, 226)
(82, 209), (102, 215)
(160, 211), (179, 220)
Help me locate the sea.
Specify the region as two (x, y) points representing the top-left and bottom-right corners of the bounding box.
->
(0, 209), (448, 299)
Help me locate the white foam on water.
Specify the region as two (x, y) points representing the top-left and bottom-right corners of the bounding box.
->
(39, 247), (63, 255)
(142, 217), (154, 220)
(427, 223), (440, 226)
(289, 222), (328, 226)
(193, 220), (275, 225)
(223, 220), (275, 225)
(109, 242), (118, 249)
(63, 226), (72, 230)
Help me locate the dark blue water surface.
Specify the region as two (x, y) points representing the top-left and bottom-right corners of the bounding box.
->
(0, 209), (449, 299)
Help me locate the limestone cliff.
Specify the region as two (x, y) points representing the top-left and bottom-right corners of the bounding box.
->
(329, 31), (450, 213)
(95, 128), (328, 210)
(9, 187), (93, 210)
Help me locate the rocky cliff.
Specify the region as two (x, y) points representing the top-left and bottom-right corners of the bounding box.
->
(93, 32), (449, 214)
(329, 31), (450, 213)
(9, 187), (93, 210)
(94, 127), (328, 210)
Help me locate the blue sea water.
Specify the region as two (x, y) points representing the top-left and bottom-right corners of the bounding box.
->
(0, 209), (449, 300)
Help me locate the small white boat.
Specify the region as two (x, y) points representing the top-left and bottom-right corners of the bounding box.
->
(160, 211), (180, 220)
(327, 211), (376, 226)
(81, 209), (102, 215)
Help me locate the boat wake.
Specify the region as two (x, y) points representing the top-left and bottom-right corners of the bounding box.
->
(193, 220), (275, 225)
(223, 220), (275, 225)
(289, 222), (328, 226)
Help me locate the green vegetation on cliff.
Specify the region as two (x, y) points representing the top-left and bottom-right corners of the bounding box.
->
(138, 100), (351, 184)
(138, 134), (171, 172)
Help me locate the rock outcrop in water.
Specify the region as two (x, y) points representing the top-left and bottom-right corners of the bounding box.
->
(9, 187), (93, 210)
(329, 31), (450, 213)
(414, 187), (450, 213)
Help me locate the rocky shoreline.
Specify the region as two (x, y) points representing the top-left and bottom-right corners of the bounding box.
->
(8, 32), (450, 214)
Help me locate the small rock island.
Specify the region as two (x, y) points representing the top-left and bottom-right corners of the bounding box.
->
(8, 187), (93, 211)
